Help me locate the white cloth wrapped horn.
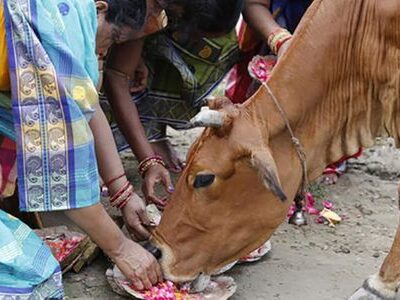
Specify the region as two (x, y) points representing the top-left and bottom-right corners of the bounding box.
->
(188, 108), (226, 128)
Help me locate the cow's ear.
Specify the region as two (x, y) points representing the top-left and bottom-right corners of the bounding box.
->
(248, 149), (287, 202)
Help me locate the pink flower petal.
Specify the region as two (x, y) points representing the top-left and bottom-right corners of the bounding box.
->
(305, 192), (315, 206)
(322, 200), (334, 209)
(307, 207), (320, 215)
(287, 203), (296, 217)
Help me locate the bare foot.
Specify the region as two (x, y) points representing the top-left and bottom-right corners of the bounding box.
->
(321, 173), (338, 185)
(322, 161), (347, 185)
(151, 140), (185, 173)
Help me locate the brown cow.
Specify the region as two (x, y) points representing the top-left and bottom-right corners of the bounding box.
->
(151, 0), (400, 298)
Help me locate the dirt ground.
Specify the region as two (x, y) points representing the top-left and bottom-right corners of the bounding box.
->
(60, 129), (400, 300)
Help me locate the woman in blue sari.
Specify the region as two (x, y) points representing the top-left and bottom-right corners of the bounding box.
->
(0, 0), (178, 297)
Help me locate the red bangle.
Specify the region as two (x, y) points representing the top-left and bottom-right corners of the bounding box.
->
(267, 28), (292, 55)
(104, 173), (126, 188)
(138, 155), (166, 178)
(114, 189), (133, 209)
(267, 28), (287, 46)
(117, 192), (133, 209)
(113, 188), (133, 208)
(118, 199), (129, 209)
(110, 181), (130, 203)
(275, 35), (292, 54)
(110, 185), (134, 208)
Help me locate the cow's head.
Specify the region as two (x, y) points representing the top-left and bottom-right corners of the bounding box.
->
(151, 96), (297, 282)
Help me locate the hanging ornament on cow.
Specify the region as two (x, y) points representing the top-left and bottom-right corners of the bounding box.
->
(288, 193), (308, 226)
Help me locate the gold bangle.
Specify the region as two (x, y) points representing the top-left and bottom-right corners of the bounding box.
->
(268, 29), (292, 55)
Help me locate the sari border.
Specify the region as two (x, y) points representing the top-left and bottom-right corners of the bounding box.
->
(3, 0), (26, 209)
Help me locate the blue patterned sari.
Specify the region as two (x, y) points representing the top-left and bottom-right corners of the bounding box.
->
(4, 0), (100, 212)
(1, 0), (101, 297)
(0, 210), (63, 299)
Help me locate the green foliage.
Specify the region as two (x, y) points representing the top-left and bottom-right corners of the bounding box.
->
(308, 182), (327, 201)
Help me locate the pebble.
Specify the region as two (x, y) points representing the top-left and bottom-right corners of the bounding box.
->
(335, 246), (351, 254)
(355, 203), (373, 216)
(372, 252), (380, 258)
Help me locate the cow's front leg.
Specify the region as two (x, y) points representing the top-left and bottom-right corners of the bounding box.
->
(349, 215), (400, 300)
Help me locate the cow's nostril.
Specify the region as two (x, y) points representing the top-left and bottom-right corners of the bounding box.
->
(143, 241), (162, 260)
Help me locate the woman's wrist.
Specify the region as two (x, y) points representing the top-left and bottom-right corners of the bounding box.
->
(138, 155), (166, 178)
(267, 28), (292, 55)
(119, 191), (139, 213)
(107, 175), (129, 195)
(104, 232), (128, 260)
(135, 148), (156, 163)
(108, 179), (134, 209)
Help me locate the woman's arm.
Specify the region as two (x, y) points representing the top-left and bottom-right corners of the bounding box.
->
(244, 0), (292, 57)
(66, 104), (163, 289)
(90, 102), (127, 184)
(64, 203), (162, 290)
(103, 40), (173, 206)
(89, 101), (152, 240)
(103, 39), (153, 162)
(243, 0), (279, 41)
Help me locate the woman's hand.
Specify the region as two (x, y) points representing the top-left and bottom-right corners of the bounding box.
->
(64, 204), (162, 290)
(121, 192), (152, 241)
(142, 164), (174, 208)
(130, 59), (149, 93)
(112, 237), (163, 290)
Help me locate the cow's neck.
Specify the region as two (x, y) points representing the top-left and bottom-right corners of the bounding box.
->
(244, 0), (400, 193)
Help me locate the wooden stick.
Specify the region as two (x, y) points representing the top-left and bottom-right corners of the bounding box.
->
(33, 212), (44, 229)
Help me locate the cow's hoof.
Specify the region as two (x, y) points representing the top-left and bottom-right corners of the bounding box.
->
(349, 287), (386, 300)
(348, 279), (397, 300)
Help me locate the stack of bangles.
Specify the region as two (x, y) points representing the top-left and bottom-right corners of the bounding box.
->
(103, 174), (134, 210)
(138, 155), (166, 178)
(267, 28), (292, 55)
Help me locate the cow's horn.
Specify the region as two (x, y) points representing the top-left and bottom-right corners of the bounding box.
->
(188, 108), (226, 128)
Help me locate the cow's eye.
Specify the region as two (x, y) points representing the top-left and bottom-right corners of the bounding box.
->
(193, 174), (215, 188)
